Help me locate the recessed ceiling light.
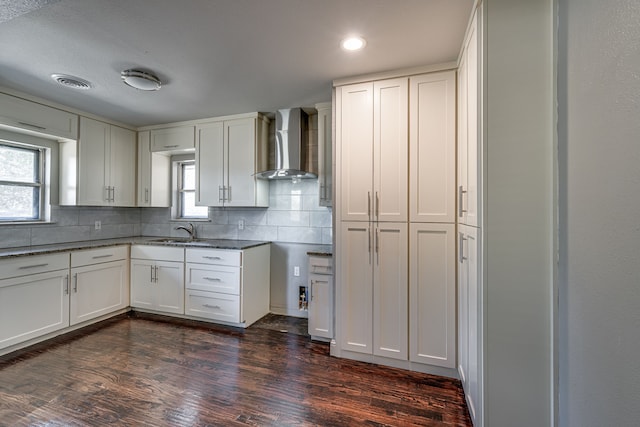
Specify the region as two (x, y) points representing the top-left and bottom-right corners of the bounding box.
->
(341, 36), (366, 51)
(51, 74), (92, 90)
(121, 69), (162, 91)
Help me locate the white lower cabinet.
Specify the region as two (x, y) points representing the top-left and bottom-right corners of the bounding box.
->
(308, 255), (333, 340)
(340, 221), (408, 361)
(458, 224), (482, 424)
(70, 246), (129, 326)
(0, 261), (70, 351)
(185, 244), (270, 327)
(409, 223), (456, 368)
(130, 246), (185, 315)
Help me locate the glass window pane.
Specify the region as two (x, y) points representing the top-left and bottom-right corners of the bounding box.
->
(182, 163), (196, 190)
(181, 191), (208, 218)
(0, 145), (38, 183)
(0, 185), (38, 219)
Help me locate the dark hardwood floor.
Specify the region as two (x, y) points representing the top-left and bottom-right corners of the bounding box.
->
(0, 313), (472, 426)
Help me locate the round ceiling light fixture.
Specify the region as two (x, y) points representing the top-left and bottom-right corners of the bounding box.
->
(341, 36), (366, 51)
(121, 69), (162, 91)
(51, 74), (92, 90)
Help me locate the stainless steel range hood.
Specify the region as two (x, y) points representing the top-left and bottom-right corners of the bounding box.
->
(256, 108), (317, 179)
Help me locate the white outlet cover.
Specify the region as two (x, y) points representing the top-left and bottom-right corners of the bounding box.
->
(294, 266), (300, 276)
(94, 220), (101, 230)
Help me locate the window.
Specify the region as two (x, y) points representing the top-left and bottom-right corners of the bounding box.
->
(175, 160), (207, 219)
(0, 142), (45, 221)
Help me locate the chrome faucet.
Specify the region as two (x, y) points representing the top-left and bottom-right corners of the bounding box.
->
(175, 223), (196, 240)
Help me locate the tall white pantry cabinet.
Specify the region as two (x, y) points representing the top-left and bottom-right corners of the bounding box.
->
(457, 4), (484, 426)
(334, 68), (456, 373)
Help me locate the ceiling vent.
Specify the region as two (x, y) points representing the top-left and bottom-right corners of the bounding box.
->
(121, 69), (162, 91)
(51, 74), (92, 90)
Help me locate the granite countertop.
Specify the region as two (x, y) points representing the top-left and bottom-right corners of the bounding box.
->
(306, 244), (333, 257)
(0, 237), (271, 259)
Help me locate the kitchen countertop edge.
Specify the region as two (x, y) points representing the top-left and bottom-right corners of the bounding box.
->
(0, 237), (271, 258)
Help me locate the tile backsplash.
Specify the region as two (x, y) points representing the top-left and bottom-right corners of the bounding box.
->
(0, 179), (332, 249)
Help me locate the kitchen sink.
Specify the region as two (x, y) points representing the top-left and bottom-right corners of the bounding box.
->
(147, 238), (215, 246)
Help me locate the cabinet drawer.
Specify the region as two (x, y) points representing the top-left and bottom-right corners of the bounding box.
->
(186, 264), (240, 295)
(0, 92), (78, 140)
(150, 126), (195, 152)
(308, 256), (333, 275)
(71, 245), (128, 267)
(131, 245), (184, 262)
(185, 290), (240, 323)
(186, 248), (241, 266)
(0, 253), (69, 280)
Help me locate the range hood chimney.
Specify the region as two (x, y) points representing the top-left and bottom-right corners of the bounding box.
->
(256, 108), (317, 179)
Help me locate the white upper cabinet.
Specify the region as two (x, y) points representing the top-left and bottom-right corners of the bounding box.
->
(150, 125), (195, 152)
(458, 14), (481, 228)
(0, 92), (78, 141)
(315, 102), (333, 207)
(195, 114), (269, 207)
(137, 131), (170, 207)
(409, 70), (456, 223)
(337, 78), (408, 223)
(68, 116), (136, 206)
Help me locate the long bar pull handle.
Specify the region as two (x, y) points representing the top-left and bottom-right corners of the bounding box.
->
(203, 277), (222, 282)
(202, 256), (222, 260)
(145, 188), (149, 203)
(367, 191), (371, 218)
(460, 234), (468, 262)
(92, 254), (113, 259)
(73, 273), (78, 293)
(64, 275), (69, 295)
(105, 186), (110, 202)
(368, 227), (372, 264)
(219, 186), (224, 203)
(376, 227), (380, 265)
(459, 185), (468, 217)
(376, 192), (380, 219)
(203, 304), (221, 309)
(163, 145), (179, 149)
(18, 121), (47, 130)
(111, 187), (116, 203)
(227, 186), (231, 203)
(18, 263), (49, 269)
(154, 266), (159, 283)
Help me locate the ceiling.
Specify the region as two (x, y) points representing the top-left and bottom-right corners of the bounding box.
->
(0, 0), (474, 127)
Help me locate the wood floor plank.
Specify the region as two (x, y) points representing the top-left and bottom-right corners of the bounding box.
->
(0, 314), (472, 426)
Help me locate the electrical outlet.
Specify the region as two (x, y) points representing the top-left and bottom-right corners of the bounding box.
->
(94, 220), (101, 230)
(238, 219), (244, 230)
(294, 266), (300, 276)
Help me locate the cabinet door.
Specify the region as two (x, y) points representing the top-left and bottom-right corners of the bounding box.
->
(78, 116), (109, 206)
(195, 121), (224, 206)
(138, 131), (152, 207)
(225, 117), (258, 207)
(458, 55), (469, 226)
(70, 260), (129, 326)
(110, 125), (136, 207)
(409, 71), (456, 223)
(373, 222), (408, 360)
(130, 259), (155, 310)
(0, 270), (70, 350)
(339, 222), (373, 354)
(338, 83), (374, 222)
(0, 92), (78, 140)
(409, 223), (456, 368)
(458, 227), (469, 387)
(155, 260), (184, 314)
(374, 78), (408, 222)
(464, 21), (480, 228)
(460, 224), (481, 422)
(316, 102), (333, 207)
(309, 274), (333, 339)
(150, 126), (195, 152)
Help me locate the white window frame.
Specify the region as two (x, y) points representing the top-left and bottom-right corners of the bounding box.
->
(0, 140), (48, 223)
(171, 157), (208, 220)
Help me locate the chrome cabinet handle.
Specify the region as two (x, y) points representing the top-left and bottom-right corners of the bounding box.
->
(112, 187), (116, 202)
(459, 185), (468, 217)
(376, 192), (379, 219)
(459, 234), (468, 262)
(163, 145), (179, 148)
(64, 275), (69, 295)
(18, 263), (49, 269)
(154, 266), (159, 283)
(73, 273), (78, 293)
(203, 304), (221, 309)
(92, 254), (113, 259)
(367, 191), (371, 218)
(203, 277), (222, 282)
(145, 188), (149, 203)
(218, 186), (224, 203)
(202, 256), (222, 260)
(18, 121), (47, 130)
(227, 186), (231, 203)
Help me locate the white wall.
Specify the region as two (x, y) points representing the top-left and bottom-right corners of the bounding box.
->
(484, 0), (554, 425)
(558, 1), (640, 425)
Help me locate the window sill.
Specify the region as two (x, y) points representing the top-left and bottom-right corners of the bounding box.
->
(169, 218), (211, 223)
(0, 220), (54, 226)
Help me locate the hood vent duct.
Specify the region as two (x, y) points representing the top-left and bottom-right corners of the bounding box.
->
(256, 108), (317, 179)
